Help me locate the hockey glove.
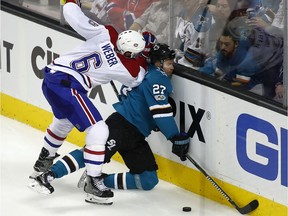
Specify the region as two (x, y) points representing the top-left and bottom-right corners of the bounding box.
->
(171, 133), (190, 161)
(120, 85), (132, 97)
(124, 11), (136, 30)
(142, 31), (157, 58)
(60, 0), (81, 7)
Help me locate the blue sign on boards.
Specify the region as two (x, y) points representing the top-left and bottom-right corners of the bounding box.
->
(236, 113), (287, 187)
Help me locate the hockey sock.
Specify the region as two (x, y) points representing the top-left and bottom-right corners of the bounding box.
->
(104, 172), (137, 189)
(43, 118), (73, 157)
(104, 171), (158, 190)
(50, 149), (85, 178)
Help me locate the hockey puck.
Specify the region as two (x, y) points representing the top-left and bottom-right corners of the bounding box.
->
(182, 207), (191, 212)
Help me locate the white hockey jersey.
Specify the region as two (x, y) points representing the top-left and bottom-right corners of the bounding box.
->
(48, 2), (146, 91)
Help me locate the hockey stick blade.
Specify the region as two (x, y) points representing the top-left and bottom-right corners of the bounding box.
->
(186, 154), (259, 215)
(235, 199), (259, 215)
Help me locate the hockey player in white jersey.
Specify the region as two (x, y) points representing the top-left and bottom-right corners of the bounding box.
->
(29, 0), (155, 205)
(29, 43), (190, 201)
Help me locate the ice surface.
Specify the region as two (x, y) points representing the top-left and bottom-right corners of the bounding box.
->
(0, 115), (240, 216)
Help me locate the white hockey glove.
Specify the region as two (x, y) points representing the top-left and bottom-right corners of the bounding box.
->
(120, 85), (132, 97)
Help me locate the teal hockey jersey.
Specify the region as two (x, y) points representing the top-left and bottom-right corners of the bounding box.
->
(113, 64), (179, 139)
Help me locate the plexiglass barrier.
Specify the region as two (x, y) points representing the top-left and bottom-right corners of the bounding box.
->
(4, 0), (287, 108)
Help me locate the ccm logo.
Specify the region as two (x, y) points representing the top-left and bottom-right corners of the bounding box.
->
(236, 114), (287, 187)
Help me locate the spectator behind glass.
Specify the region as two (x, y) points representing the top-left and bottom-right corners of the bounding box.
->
(129, 0), (189, 44)
(270, 0), (284, 103)
(206, 0), (236, 55)
(229, 0), (275, 23)
(175, 0), (212, 69)
(256, 0), (281, 13)
(89, 0), (110, 24)
(246, 0), (285, 103)
(197, 28), (248, 78)
(191, 0), (283, 100)
(94, 0), (157, 31)
(176, 0), (235, 70)
(274, 68), (284, 103)
(246, 0), (284, 36)
(89, 0), (155, 31)
(129, 0), (168, 43)
(175, 0), (211, 54)
(223, 14), (284, 100)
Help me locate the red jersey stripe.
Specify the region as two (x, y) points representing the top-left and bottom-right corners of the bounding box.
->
(84, 148), (105, 155)
(72, 89), (97, 125)
(47, 129), (66, 141)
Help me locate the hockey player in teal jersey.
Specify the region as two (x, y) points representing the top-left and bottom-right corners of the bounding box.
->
(29, 43), (190, 201)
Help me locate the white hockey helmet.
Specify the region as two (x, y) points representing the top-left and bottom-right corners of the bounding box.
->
(116, 30), (146, 58)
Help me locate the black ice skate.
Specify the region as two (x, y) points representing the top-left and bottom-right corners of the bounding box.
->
(28, 170), (55, 195)
(29, 147), (59, 179)
(84, 175), (113, 205)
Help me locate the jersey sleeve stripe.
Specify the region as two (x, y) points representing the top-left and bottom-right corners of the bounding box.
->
(153, 113), (174, 118)
(150, 104), (173, 119)
(149, 104), (171, 110)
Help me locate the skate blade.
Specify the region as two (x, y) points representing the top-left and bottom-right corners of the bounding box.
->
(77, 171), (87, 188)
(85, 193), (113, 205)
(29, 171), (42, 180)
(27, 180), (51, 195)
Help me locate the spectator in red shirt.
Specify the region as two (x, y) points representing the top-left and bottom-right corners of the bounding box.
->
(91, 0), (156, 31)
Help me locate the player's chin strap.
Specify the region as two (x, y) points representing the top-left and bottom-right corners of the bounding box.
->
(156, 64), (167, 76)
(160, 60), (165, 68)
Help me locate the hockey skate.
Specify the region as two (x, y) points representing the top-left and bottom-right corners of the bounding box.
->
(29, 147), (59, 179)
(78, 171), (108, 188)
(77, 170), (87, 188)
(28, 170), (55, 195)
(84, 175), (113, 205)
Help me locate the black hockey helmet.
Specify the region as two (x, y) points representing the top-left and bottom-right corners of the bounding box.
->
(149, 43), (175, 65)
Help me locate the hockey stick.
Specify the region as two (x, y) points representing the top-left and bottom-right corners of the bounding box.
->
(193, 0), (212, 32)
(201, 0), (212, 18)
(185, 154), (259, 215)
(110, 80), (121, 101)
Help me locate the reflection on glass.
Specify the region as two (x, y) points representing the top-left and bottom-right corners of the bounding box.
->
(2, 0), (287, 106)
